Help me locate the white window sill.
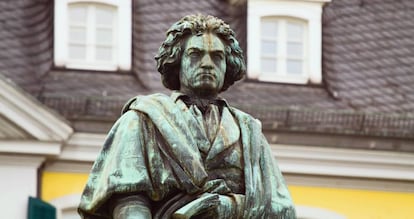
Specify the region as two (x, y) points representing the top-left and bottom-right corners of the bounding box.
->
(64, 63), (118, 71)
(257, 74), (309, 84)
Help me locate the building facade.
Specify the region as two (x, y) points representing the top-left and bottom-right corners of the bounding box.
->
(0, 0), (413, 218)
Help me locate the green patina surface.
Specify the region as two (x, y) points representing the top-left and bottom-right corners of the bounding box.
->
(79, 14), (296, 219)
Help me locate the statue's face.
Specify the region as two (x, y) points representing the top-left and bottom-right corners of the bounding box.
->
(179, 32), (226, 98)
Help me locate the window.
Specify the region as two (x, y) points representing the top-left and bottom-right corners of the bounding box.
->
(260, 17), (307, 81)
(55, 0), (131, 71)
(68, 3), (116, 65)
(248, 0), (331, 84)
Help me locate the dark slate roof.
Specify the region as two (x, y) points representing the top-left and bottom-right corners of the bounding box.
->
(0, 0), (413, 147)
(39, 70), (150, 119)
(323, 0), (414, 113)
(0, 0), (53, 96)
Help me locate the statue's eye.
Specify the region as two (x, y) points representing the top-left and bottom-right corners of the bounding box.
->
(212, 53), (224, 60)
(188, 50), (201, 57)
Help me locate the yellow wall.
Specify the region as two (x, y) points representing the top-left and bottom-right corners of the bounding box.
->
(42, 172), (414, 219)
(290, 185), (414, 219)
(42, 171), (89, 201)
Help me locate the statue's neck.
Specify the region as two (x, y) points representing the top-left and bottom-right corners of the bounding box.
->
(179, 88), (218, 100)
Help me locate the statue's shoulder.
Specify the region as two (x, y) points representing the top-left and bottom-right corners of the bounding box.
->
(121, 93), (171, 114)
(229, 106), (262, 128)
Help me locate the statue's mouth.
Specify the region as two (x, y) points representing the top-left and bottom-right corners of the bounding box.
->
(198, 72), (216, 79)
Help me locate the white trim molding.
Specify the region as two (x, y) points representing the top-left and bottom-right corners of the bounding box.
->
(0, 141), (62, 156)
(0, 76), (73, 142)
(284, 173), (414, 193)
(54, 0), (132, 71)
(43, 132), (106, 173)
(271, 144), (414, 181)
(0, 154), (45, 167)
(248, 0), (331, 84)
(60, 132), (106, 161)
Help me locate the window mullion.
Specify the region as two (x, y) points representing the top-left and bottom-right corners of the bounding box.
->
(112, 9), (117, 64)
(278, 20), (286, 76)
(302, 24), (307, 76)
(108, 18), (115, 64)
(86, 5), (95, 63)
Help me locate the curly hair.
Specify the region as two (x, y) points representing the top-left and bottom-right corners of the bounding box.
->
(155, 14), (246, 92)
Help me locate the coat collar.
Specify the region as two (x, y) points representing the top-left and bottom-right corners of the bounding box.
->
(171, 91), (229, 108)
(172, 91), (240, 159)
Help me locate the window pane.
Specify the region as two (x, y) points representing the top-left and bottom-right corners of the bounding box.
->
(287, 22), (303, 40)
(96, 28), (112, 44)
(68, 5), (87, 24)
(261, 58), (277, 73)
(287, 42), (302, 57)
(69, 27), (86, 43)
(261, 20), (278, 37)
(287, 60), (303, 75)
(96, 5), (115, 26)
(95, 46), (113, 61)
(69, 45), (86, 59)
(261, 40), (277, 55)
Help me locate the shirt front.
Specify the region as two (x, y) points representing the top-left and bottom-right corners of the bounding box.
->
(172, 91), (245, 194)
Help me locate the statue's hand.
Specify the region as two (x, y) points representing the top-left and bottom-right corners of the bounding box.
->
(171, 193), (219, 219)
(211, 194), (235, 219)
(172, 193), (245, 219)
(201, 179), (231, 194)
(200, 193), (245, 219)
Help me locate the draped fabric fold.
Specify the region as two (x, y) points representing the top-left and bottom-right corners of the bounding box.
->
(78, 93), (295, 219)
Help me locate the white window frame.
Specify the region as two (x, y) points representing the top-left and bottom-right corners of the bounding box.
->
(54, 0), (131, 71)
(248, 0), (331, 84)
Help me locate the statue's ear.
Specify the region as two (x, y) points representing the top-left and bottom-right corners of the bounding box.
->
(121, 96), (140, 115)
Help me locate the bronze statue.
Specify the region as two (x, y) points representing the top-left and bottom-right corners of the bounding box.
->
(78, 14), (295, 219)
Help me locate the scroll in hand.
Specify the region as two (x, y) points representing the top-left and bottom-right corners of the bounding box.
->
(171, 193), (219, 219)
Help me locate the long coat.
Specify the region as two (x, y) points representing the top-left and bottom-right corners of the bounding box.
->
(78, 93), (295, 218)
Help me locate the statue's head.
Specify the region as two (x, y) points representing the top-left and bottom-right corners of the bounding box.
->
(155, 14), (246, 98)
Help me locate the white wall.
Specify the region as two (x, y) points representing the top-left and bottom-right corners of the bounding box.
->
(0, 155), (44, 219)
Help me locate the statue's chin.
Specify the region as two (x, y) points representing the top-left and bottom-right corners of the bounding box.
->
(180, 80), (223, 98)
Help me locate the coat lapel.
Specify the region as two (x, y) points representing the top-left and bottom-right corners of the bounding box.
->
(206, 107), (240, 161)
(175, 99), (211, 153)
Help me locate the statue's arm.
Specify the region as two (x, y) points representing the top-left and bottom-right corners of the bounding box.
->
(112, 195), (152, 219)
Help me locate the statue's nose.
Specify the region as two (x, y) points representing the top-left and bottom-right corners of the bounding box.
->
(201, 54), (214, 69)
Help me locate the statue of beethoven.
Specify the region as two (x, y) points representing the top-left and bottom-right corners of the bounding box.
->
(78, 14), (296, 219)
